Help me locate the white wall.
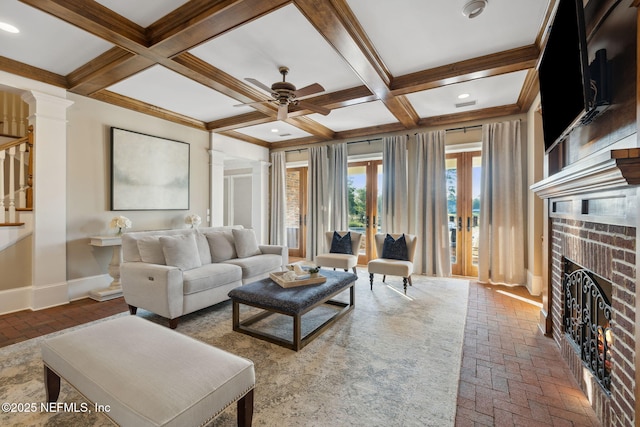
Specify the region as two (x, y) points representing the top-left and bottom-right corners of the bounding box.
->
(66, 93), (211, 283)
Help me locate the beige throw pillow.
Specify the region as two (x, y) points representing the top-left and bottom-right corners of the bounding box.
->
(137, 236), (166, 265)
(232, 228), (261, 258)
(205, 231), (237, 262)
(159, 234), (202, 270)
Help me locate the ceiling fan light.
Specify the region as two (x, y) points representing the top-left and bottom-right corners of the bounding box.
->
(462, 0), (487, 19)
(0, 22), (20, 33)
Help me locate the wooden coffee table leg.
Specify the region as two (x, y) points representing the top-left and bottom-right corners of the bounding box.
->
(44, 365), (61, 402)
(293, 314), (302, 351)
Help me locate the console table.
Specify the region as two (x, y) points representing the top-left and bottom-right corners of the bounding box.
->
(89, 235), (123, 301)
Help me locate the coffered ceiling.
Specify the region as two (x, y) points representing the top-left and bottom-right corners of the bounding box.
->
(0, 0), (553, 148)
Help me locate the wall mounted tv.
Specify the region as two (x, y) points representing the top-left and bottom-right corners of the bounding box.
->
(539, 0), (610, 154)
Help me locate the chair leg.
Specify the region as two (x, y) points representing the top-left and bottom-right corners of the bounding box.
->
(382, 275), (386, 283)
(344, 269), (348, 272)
(408, 275), (413, 286)
(352, 266), (357, 275)
(403, 277), (408, 294)
(369, 273), (374, 290)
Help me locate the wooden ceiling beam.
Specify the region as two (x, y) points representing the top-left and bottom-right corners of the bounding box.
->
(93, 90), (207, 130)
(0, 56), (67, 88)
(391, 45), (540, 96)
(218, 130), (272, 148)
(517, 69), (540, 112)
(285, 116), (335, 139)
(294, 0), (419, 128)
(418, 104), (523, 128)
(207, 112), (273, 132)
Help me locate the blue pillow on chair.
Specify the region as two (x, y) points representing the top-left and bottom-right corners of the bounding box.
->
(381, 234), (408, 260)
(330, 231), (353, 254)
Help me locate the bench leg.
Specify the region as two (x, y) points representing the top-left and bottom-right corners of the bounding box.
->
(44, 365), (60, 402)
(237, 388), (254, 427)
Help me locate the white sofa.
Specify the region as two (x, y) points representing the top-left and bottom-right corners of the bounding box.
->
(120, 226), (288, 328)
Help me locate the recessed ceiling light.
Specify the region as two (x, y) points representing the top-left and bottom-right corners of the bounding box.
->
(458, 93), (470, 99)
(462, 0), (487, 19)
(0, 22), (20, 34)
(271, 128), (279, 133)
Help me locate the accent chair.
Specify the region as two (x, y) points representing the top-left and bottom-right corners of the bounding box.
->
(315, 231), (363, 275)
(367, 233), (417, 294)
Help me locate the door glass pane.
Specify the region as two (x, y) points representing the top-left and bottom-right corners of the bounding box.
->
(348, 165), (367, 255)
(446, 158), (458, 265)
(285, 170), (300, 250)
(471, 155), (482, 267)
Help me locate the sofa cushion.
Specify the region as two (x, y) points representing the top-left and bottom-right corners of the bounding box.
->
(137, 236), (166, 265)
(194, 232), (212, 265)
(232, 228), (261, 258)
(160, 234), (202, 271)
(182, 263), (242, 295)
(205, 231), (237, 262)
(223, 254), (281, 279)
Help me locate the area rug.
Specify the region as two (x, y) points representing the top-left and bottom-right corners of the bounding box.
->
(0, 270), (469, 427)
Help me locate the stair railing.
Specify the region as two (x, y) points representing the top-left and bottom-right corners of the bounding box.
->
(0, 125), (33, 224)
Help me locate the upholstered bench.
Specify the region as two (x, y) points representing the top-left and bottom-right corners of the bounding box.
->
(41, 316), (255, 427)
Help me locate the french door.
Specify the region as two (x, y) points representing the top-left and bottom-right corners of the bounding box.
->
(446, 152), (481, 277)
(347, 160), (382, 264)
(285, 167), (307, 258)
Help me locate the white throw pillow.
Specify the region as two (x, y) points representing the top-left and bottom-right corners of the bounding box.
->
(159, 234), (202, 270)
(137, 236), (166, 265)
(232, 228), (261, 258)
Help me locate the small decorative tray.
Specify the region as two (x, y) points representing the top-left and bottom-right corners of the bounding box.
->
(270, 271), (327, 288)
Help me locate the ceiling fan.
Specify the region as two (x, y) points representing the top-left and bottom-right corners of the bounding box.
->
(236, 66), (330, 120)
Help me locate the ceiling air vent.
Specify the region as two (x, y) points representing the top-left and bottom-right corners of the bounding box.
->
(455, 100), (477, 108)
(279, 133), (292, 137)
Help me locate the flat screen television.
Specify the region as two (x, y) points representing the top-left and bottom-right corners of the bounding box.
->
(539, 0), (592, 153)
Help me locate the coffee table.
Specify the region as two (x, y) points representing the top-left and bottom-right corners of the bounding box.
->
(228, 270), (357, 351)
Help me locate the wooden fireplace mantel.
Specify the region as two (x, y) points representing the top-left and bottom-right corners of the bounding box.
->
(531, 148), (640, 199)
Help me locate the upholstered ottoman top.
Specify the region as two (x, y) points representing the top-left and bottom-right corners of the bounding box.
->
(41, 315), (255, 427)
(228, 270), (357, 315)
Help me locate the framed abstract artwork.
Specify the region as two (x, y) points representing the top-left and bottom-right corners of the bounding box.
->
(110, 127), (190, 210)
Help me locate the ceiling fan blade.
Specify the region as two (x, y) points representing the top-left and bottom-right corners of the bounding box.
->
(297, 100), (330, 116)
(293, 83), (324, 98)
(277, 104), (288, 121)
(245, 78), (274, 94)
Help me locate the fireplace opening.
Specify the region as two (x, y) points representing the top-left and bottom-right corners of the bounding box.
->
(562, 258), (612, 393)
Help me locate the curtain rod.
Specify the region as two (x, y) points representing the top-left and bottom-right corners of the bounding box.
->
(284, 137), (383, 153)
(444, 124), (483, 133)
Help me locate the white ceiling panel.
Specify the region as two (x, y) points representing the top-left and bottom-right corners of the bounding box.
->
(189, 4), (363, 95)
(234, 121), (313, 143)
(406, 70), (528, 118)
(94, 0), (190, 27)
(107, 65), (254, 122)
(346, 0), (549, 76)
(308, 101), (399, 132)
(0, 0), (113, 75)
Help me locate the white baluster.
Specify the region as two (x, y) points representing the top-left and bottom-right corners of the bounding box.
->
(0, 150), (5, 223)
(18, 142), (26, 208)
(18, 98), (26, 137)
(8, 146), (16, 223)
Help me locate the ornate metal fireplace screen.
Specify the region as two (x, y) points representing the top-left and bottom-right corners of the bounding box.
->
(563, 259), (612, 392)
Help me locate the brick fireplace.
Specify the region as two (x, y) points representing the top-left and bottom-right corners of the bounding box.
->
(532, 148), (639, 427)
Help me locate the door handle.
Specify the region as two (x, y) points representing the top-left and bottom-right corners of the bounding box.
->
(365, 215), (370, 228)
(467, 217), (471, 232)
(373, 216), (376, 229)
(457, 217), (462, 232)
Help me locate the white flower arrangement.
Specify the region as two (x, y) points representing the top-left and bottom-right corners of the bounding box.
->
(109, 215), (132, 235)
(185, 214), (202, 228)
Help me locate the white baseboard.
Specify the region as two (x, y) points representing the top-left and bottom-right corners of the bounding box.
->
(527, 270), (543, 296)
(0, 286), (32, 315)
(68, 274), (111, 301)
(31, 281), (69, 310)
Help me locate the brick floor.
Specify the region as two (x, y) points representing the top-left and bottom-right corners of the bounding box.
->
(0, 281), (601, 425)
(456, 282), (601, 427)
